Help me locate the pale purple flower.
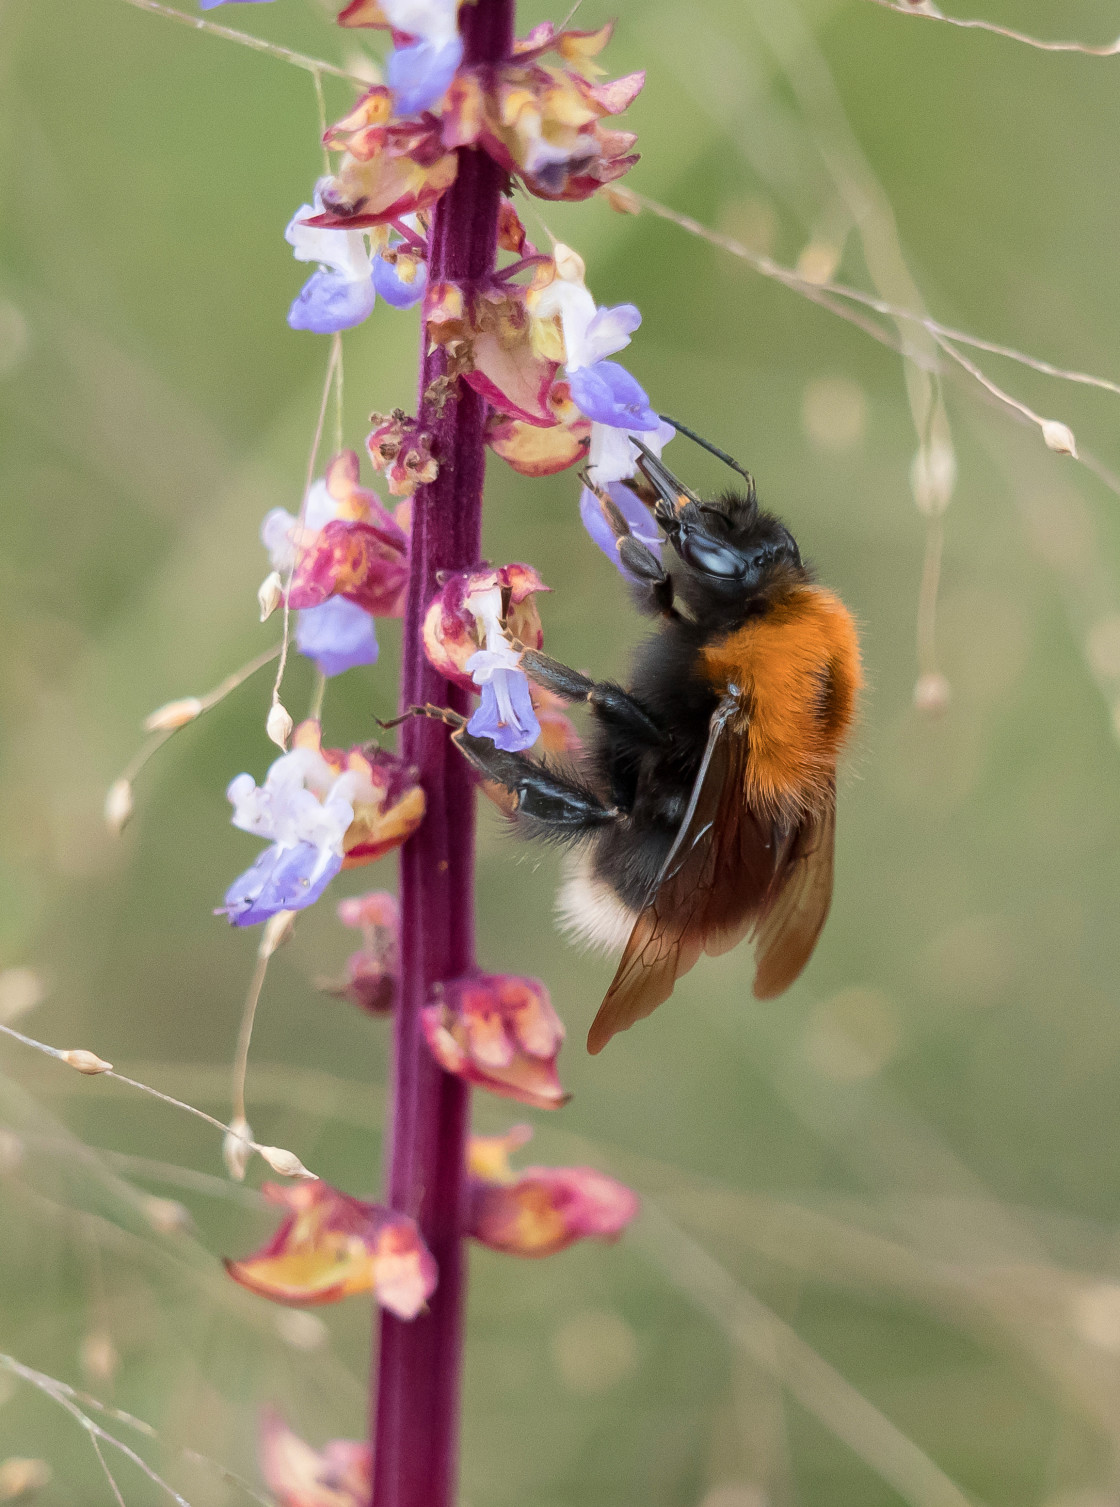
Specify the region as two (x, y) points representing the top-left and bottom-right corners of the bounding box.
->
(372, 247), (428, 309)
(461, 583), (540, 752)
(199, 0), (272, 8)
(387, 35), (464, 115)
(261, 481), (380, 677)
(222, 843), (342, 926)
(466, 652), (540, 753)
(567, 361), (658, 432)
(285, 202), (375, 334)
(296, 597), (379, 678)
(579, 482), (661, 578)
(589, 415), (676, 488)
(381, 0), (462, 114)
(220, 745), (360, 925)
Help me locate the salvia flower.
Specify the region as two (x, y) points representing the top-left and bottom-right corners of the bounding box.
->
(221, 721), (424, 926)
(530, 243), (669, 484)
(422, 565), (548, 750)
(259, 1411), (370, 1507)
(286, 202), (377, 334)
(382, 0), (464, 115)
(372, 231), (429, 308)
(320, 890), (400, 1014)
(225, 1180), (437, 1317)
(421, 563), (546, 692)
(422, 972), (567, 1109)
(467, 1127), (639, 1257)
(314, 17), (642, 228)
(262, 450), (410, 677)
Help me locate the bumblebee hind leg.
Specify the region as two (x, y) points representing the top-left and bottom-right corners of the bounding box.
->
(382, 704), (618, 837)
(455, 728), (618, 836)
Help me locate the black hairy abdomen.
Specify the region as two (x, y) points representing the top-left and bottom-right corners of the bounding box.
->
(588, 620), (721, 912)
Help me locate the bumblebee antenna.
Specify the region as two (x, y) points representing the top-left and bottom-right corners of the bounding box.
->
(658, 414), (756, 502)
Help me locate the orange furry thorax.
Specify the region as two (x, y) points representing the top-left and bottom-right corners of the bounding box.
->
(700, 585), (862, 816)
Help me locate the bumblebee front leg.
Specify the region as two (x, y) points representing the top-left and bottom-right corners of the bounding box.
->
(384, 705), (619, 835)
(585, 480), (677, 619)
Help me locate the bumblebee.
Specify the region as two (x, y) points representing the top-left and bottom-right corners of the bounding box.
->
(408, 429), (862, 1053)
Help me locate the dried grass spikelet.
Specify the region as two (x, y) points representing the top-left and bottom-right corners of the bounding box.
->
(258, 570), (284, 621)
(60, 1049), (112, 1075)
(267, 701), (294, 750)
(258, 1144), (315, 1180)
(143, 697), (203, 732)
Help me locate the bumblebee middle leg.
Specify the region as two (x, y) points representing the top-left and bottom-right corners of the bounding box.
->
(520, 650), (666, 747)
(384, 705), (619, 835)
(584, 480), (677, 619)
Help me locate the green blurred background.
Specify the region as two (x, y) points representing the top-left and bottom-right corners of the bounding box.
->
(7, 0), (1120, 1501)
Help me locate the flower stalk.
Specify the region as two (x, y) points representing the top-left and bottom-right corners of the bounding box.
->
(372, 1), (514, 1502)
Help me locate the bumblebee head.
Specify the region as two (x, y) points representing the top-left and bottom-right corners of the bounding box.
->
(632, 444), (807, 613)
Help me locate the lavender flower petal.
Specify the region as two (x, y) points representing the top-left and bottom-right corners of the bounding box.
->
(467, 668), (540, 752)
(387, 35), (464, 116)
(373, 253), (429, 310)
(568, 360), (659, 431)
(288, 270), (376, 334)
(220, 842), (343, 926)
(296, 598), (379, 678)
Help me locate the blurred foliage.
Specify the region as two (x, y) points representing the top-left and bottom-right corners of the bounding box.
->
(6, 0), (1120, 1502)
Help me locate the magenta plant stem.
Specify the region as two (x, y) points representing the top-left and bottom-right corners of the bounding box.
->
(371, 2), (514, 1504)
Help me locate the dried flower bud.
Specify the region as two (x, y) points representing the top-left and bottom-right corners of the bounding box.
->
(259, 909), (297, 959)
(223, 1115), (254, 1182)
(61, 1049), (112, 1075)
(0, 1458), (52, 1499)
(913, 672), (952, 715)
(80, 1330), (119, 1384)
(603, 183), (641, 215)
(258, 570), (284, 622)
(266, 701), (294, 750)
(552, 242), (586, 283)
(104, 778), (133, 836)
(1042, 419), (1077, 458)
(143, 696), (203, 733)
(257, 1144), (315, 1180)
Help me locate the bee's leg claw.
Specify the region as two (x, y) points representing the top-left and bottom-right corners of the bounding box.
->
(378, 704), (466, 731)
(521, 651), (666, 746)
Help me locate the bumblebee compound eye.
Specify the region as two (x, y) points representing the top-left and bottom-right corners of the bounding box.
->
(678, 527), (748, 580)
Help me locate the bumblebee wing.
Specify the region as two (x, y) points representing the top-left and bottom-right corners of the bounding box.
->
(751, 781), (836, 1000)
(587, 697), (771, 1054)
